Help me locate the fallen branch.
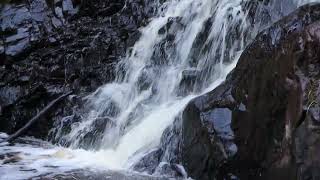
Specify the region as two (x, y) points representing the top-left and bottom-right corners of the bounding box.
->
(2, 91), (73, 143)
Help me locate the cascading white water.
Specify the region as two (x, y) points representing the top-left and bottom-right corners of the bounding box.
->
(0, 0), (318, 179)
(297, 0), (320, 5)
(54, 0), (251, 169)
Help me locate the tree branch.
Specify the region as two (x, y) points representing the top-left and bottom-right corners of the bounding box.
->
(2, 91), (73, 143)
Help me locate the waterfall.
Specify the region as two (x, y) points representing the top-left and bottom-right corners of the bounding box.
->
(0, 0), (317, 179)
(297, 0), (320, 5)
(53, 0), (252, 169)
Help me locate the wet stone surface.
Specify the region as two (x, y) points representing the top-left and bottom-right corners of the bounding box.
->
(0, 0), (163, 139)
(181, 3), (320, 180)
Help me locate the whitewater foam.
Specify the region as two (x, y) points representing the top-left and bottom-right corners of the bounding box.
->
(0, 0), (317, 179)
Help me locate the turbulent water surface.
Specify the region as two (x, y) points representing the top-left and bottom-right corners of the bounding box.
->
(0, 0), (316, 179)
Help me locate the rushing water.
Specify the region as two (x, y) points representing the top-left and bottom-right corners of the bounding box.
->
(0, 0), (318, 179)
(298, 0), (320, 5)
(53, 0), (252, 170)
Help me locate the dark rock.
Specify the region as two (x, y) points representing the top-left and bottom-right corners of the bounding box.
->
(181, 3), (320, 180)
(159, 116), (183, 164)
(78, 117), (116, 149)
(133, 116), (186, 178)
(177, 69), (199, 96)
(182, 84), (235, 180)
(150, 17), (184, 67)
(0, 0), (163, 139)
(133, 149), (163, 174)
(36, 169), (172, 180)
(62, 0), (78, 16)
(153, 163), (184, 178)
(245, 0), (296, 28)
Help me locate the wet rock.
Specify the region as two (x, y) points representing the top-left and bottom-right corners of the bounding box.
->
(0, 0), (162, 139)
(38, 169), (172, 180)
(153, 163), (184, 178)
(245, 0), (296, 28)
(137, 68), (155, 92)
(182, 84), (235, 180)
(133, 116), (185, 178)
(79, 0), (125, 17)
(181, 3), (320, 180)
(2, 153), (22, 164)
(62, 0), (78, 16)
(295, 113), (320, 180)
(177, 69), (199, 96)
(78, 117), (116, 149)
(47, 113), (81, 145)
(159, 116), (183, 164)
(0, 0), (65, 57)
(133, 149), (163, 174)
(151, 17), (184, 67)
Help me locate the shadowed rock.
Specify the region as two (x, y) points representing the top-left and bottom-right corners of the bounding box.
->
(0, 0), (163, 139)
(181, 3), (320, 180)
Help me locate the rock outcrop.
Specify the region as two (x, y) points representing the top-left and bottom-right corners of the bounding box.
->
(182, 3), (320, 180)
(0, 0), (160, 139)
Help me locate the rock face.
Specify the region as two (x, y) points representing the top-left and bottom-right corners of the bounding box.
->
(46, 170), (172, 180)
(0, 0), (160, 138)
(182, 3), (320, 180)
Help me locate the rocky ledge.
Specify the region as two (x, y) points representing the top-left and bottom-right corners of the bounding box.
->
(0, 0), (160, 139)
(182, 3), (320, 180)
(40, 170), (171, 180)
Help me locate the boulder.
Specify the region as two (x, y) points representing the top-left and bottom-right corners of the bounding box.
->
(182, 3), (320, 180)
